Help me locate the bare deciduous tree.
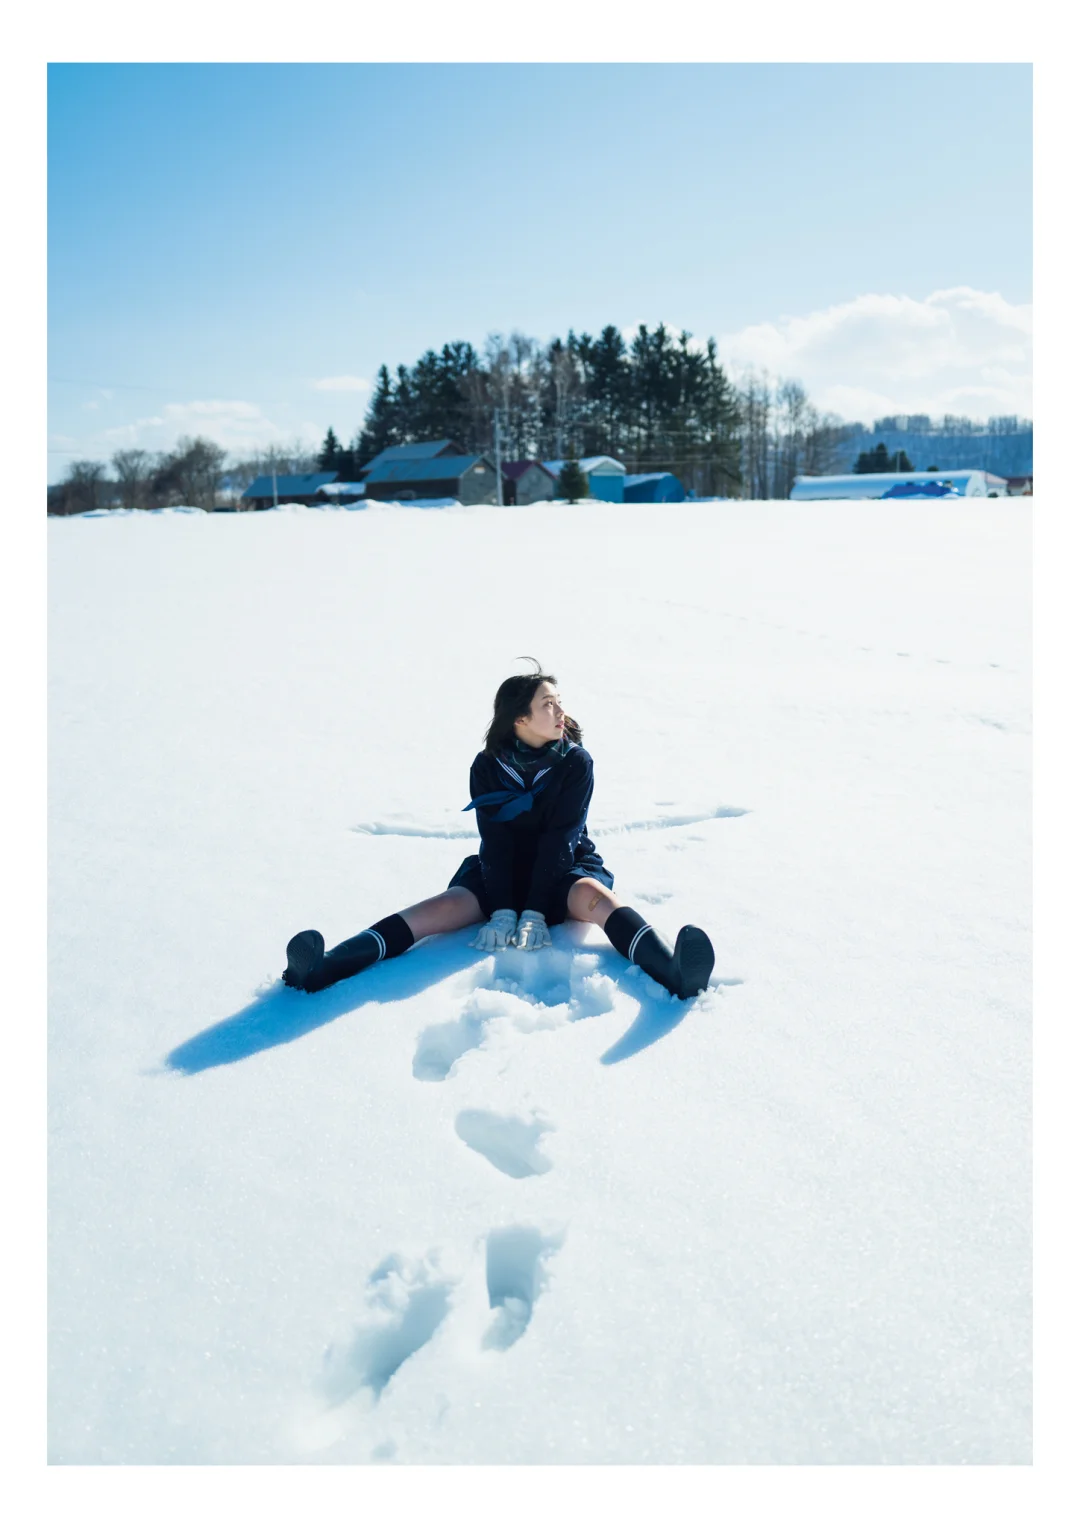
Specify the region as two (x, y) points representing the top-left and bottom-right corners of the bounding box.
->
(111, 448), (153, 510)
(48, 459), (108, 515)
(153, 436), (227, 511)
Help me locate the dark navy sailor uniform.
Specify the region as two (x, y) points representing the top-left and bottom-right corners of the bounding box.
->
(448, 739), (613, 924)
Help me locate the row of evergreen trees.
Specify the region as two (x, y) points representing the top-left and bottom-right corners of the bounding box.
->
(317, 325), (756, 497)
(315, 325), (867, 498)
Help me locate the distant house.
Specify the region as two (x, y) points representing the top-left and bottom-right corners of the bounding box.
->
(240, 472), (338, 511)
(501, 460), (556, 505)
(362, 454), (499, 504)
(360, 440), (465, 475)
(791, 469), (999, 501)
(623, 472), (686, 503)
(542, 456), (626, 502)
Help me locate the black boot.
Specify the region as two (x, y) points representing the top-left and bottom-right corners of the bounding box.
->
(604, 907), (714, 999)
(303, 930), (383, 992)
(282, 914), (416, 993)
(282, 930), (324, 989)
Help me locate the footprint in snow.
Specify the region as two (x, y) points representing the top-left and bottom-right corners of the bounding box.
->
(318, 1252), (455, 1407)
(455, 1109), (554, 1178)
(482, 1224), (565, 1351)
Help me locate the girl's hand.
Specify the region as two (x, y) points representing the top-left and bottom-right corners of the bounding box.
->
(470, 909), (518, 951)
(515, 910), (552, 951)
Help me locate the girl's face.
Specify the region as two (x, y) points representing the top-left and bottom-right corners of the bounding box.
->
(515, 680), (566, 744)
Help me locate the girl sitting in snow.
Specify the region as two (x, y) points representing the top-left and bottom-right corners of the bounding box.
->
(281, 661), (715, 1000)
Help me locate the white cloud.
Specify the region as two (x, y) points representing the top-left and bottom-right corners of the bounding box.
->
(49, 399), (327, 478)
(718, 288), (1032, 421)
(100, 398), (300, 455)
(310, 375), (370, 392)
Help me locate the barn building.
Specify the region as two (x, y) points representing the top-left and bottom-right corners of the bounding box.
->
(361, 454), (499, 504)
(360, 439), (465, 475)
(239, 472), (338, 510)
(501, 460), (556, 505)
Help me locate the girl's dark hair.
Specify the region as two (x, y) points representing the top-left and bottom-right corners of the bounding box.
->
(483, 656), (583, 754)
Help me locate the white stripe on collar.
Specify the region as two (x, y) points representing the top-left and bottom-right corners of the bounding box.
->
(497, 757), (525, 787)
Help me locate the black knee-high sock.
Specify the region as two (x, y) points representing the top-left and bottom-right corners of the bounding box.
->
(603, 906), (656, 963)
(603, 905), (714, 1000)
(303, 913), (415, 992)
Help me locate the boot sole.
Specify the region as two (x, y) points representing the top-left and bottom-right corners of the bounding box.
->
(673, 926), (714, 1000)
(283, 929), (325, 989)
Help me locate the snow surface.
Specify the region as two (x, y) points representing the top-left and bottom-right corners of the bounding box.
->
(48, 499), (1030, 1465)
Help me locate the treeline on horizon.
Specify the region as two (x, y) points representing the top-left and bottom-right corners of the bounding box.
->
(326, 324), (845, 500)
(48, 322), (1033, 514)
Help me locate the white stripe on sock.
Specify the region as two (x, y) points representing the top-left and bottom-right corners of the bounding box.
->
(627, 924), (653, 964)
(368, 928), (386, 961)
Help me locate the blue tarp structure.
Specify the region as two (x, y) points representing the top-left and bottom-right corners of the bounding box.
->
(623, 472), (686, 503)
(881, 481), (960, 499)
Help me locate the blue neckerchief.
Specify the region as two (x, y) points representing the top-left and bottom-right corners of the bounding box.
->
(464, 777), (554, 822)
(463, 742), (571, 822)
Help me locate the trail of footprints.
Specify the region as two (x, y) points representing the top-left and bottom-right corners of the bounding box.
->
(304, 944), (618, 1456)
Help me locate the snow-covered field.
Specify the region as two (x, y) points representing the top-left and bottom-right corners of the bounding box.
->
(48, 499), (1030, 1466)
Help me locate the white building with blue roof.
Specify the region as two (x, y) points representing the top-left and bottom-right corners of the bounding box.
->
(790, 469), (1008, 501)
(542, 456), (626, 502)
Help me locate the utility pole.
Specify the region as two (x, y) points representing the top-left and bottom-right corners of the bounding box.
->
(493, 407), (504, 507)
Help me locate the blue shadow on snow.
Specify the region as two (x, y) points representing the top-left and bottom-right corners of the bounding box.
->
(165, 921), (738, 1076)
(165, 932), (483, 1075)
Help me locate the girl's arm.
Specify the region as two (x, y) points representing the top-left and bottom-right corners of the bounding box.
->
(471, 755), (517, 911)
(522, 752), (594, 914)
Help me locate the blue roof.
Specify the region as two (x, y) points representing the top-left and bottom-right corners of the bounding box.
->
(360, 440), (461, 472)
(364, 455), (491, 485)
(242, 472), (337, 498)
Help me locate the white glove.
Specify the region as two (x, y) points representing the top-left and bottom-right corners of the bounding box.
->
(515, 909), (552, 951)
(470, 909), (518, 952)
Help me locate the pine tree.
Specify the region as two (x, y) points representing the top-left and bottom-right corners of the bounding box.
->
(557, 457), (589, 503)
(317, 427), (341, 471)
(355, 365), (397, 467)
(854, 442), (892, 473)
(581, 325), (631, 458)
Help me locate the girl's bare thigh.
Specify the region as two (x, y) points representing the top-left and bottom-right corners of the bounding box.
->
(397, 886), (485, 940)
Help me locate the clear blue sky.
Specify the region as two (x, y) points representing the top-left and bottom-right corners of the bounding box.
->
(47, 63), (1032, 478)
